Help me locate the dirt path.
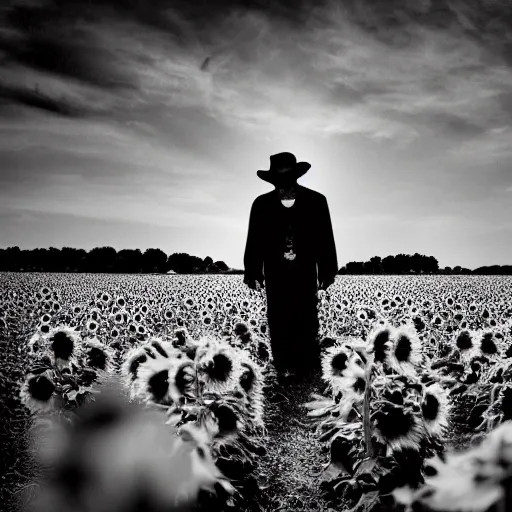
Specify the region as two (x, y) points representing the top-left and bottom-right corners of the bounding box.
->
(255, 370), (335, 512)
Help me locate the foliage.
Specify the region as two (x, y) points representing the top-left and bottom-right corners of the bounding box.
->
(0, 246), (230, 274)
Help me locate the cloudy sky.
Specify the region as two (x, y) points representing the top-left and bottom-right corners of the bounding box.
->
(1, 0), (511, 269)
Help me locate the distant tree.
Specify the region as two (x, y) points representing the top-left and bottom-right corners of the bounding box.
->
(0, 246), (21, 271)
(142, 248), (167, 273)
(214, 260), (229, 272)
(381, 255), (396, 274)
(369, 256), (383, 274)
(61, 247), (87, 272)
(167, 253), (204, 273)
(84, 246), (117, 273)
(117, 249), (143, 273)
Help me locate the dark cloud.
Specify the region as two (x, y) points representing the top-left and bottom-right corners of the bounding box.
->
(0, 82), (82, 116)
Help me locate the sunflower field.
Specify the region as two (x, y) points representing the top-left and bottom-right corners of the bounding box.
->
(1, 272), (512, 512)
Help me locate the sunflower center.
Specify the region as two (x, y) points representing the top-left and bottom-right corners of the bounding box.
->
(421, 393), (440, 422)
(87, 346), (107, 370)
(29, 374), (55, 401)
(395, 335), (412, 362)
(373, 329), (391, 363)
(331, 352), (348, 375)
(148, 370), (169, 401)
(51, 331), (74, 360)
(481, 334), (498, 355)
(456, 331), (473, 351)
(207, 353), (233, 382)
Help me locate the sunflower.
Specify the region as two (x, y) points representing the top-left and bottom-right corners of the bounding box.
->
(468, 303), (478, 314)
(373, 404), (425, 452)
(201, 315), (213, 326)
(46, 326), (81, 368)
(367, 325), (393, 365)
(40, 287), (51, 297)
(388, 325), (423, 375)
(195, 338), (240, 394)
(40, 313), (52, 324)
(20, 372), (57, 413)
(421, 383), (450, 437)
(454, 329), (480, 361)
(356, 310), (368, 322)
(85, 318), (99, 334)
(431, 315), (444, 327)
(479, 331), (500, 357)
(183, 296), (196, 309)
(134, 348), (192, 406)
(39, 323), (51, 334)
(321, 343), (352, 391)
(116, 296), (126, 308)
(83, 338), (112, 372)
(122, 347), (150, 384)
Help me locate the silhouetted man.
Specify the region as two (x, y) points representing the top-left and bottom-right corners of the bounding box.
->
(243, 152), (338, 380)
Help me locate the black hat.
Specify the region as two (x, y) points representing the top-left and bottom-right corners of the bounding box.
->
(257, 152), (311, 185)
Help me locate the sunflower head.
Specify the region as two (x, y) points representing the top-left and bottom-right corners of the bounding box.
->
(48, 326), (79, 363)
(29, 374), (55, 402)
(455, 330), (473, 351)
(480, 332), (499, 356)
(202, 352), (233, 382)
(147, 369), (170, 402)
(84, 338), (110, 371)
(233, 322), (250, 337)
(368, 326), (393, 364)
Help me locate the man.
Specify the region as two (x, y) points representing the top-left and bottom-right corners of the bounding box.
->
(243, 152), (338, 381)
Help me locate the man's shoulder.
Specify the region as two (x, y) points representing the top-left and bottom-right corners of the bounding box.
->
(252, 190), (275, 204)
(298, 185), (326, 202)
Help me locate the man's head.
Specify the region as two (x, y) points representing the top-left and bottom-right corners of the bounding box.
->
(256, 152), (310, 187)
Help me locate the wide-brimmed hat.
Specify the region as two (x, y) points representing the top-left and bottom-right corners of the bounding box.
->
(257, 152), (311, 185)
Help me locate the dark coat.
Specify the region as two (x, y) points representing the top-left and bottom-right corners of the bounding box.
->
(243, 185), (338, 373)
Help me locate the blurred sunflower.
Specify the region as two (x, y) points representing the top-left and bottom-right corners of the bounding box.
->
(83, 338), (112, 372)
(368, 325), (393, 365)
(455, 330), (480, 360)
(373, 404), (425, 452)
(479, 331), (499, 357)
(20, 372), (57, 413)
(321, 344), (351, 390)
(46, 326), (81, 368)
(388, 326), (423, 375)
(195, 338), (240, 394)
(421, 383), (450, 437)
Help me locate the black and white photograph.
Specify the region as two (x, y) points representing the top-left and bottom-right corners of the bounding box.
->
(1, 0), (512, 511)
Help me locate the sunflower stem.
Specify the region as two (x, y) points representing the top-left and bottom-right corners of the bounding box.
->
(363, 360), (374, 458)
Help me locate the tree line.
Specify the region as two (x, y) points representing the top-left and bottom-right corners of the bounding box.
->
(337, 254), (512, 275)
(1, 247), (509, 275)
(0, 246), (231, 274)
